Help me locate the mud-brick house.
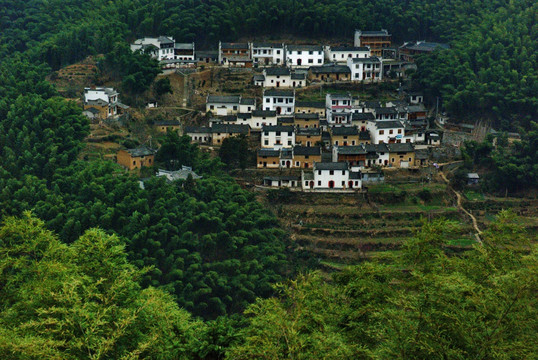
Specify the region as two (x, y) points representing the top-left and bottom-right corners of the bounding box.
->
(211, 124), (250, 146)
(294, 113), (320, 129)
(386, 142), (415, 168)
(292, 146), (322, 169)
(308, 64), (351, 82)
(117, 146), (156, 170)
(295, 101), (326, 117)
(257, 148), (281, 169)
(218, 42), (252, 67)
(296, 128), (322, 147)
(153, 120), (180, 133)
(330, 126), (361, 146)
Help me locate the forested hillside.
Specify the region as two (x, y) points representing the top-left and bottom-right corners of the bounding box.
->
(2, 0), (536, 126)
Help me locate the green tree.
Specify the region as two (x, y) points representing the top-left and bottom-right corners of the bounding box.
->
(0, 213), (205, 359)
(218, 135), (250, 170)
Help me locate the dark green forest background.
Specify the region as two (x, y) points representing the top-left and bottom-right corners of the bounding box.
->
(0, 1), (537, 358)
(1, 0), (537, 127)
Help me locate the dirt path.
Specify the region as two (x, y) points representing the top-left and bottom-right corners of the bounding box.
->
(439, 171), (483, 244)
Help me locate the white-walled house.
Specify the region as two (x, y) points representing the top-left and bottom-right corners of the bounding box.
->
(251, 43), (285, 66)
(263, 89), (295, 115)
(367, 120), (405, 144)
(261, 125), (295, 149)
(326, 93), (352, 125)
(263, 67), (291, 87)
(286, 45), (324, 68)
(326, 46), (370, 63)
(347, 57), (383, 82)
(239, 98), (256, 113)
(131, 36), (175, 61)
(174, 43), (195, 60)
(206, 95), (241, 115)
(251, 110), (278, 130)
(302, 162), (362, 190)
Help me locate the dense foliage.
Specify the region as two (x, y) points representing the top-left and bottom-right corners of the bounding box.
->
(228, 213), (538, 359)
(460, 124), (538, 192)
(0, 214), (204, 359)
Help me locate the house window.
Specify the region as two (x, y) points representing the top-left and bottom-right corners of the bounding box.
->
(389, 130), (393, 134)
(296, 162), (300, 166)
(379, 130), (384, 135)
(210, 105), (214, 110)
(318, 181), (321, 186)
(342, 170), (345, 175)
(264, 140), (268, 145)
(398, 129), (402, 134)
(342, 181), (345, 186)
(233, 106), (237, 110)
(297, 51), (302, 55)
(318, 170), (321, 175)
(329, 170), (334, 175)
(409, 158), (412, 161)
(318, 59), (322, 63)
(308, 59), (313, 64)
(305, 155), (309, 159)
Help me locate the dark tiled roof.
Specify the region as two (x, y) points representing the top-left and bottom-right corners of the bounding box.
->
(207, 95), (240, 103)
(264, 89), (294, 97)
(331, 126), (359, 136)
(265, 67), (290, 76)
(376, 121), (404, 129)
(221, 42), (249, 49)
(277, 117), (294, 124)
(291, 73), (306, 80)
(357, 30), (390, 36)
(296, 101), (325, 108)
(309, 65), (351, 74)
(154, 120), (180, 126)
(258, 149), (280, 157)
(350, 57), (381, 64)
(253, 74), (265, 81)
(211, 124), (250, 134)
(221, 115), (238, 122)
(184, 126), (211, 133)
(237, 113), (252, 119)
(337, 145), (367, 155)
(126, 146), (156, 157)
(175, 43), (194, 50)
(359, 131), (371, 140)
(158, 36), (174, 44)
(294, 146), (322, 156)
(315, 162), (349, 171)
(297, 128), (321, 136)
(264, 176), (300, 181)
(252, 110), (277, 117)
(240, 98), (256, 105)
(263, 125), (295, 133)
(352, 112), (375, 121)
(253, 42), (284, 48)
(386, 143), (415, 153)
(375, 107), (397, 115)
(295, 113), (319, 120)
(331, 46), (370, 52)
(287, 45), (323, 52)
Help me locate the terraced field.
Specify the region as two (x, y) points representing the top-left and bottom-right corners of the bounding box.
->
(265, 182), (538, 270)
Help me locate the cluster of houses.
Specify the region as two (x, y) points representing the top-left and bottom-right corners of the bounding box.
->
(131, 31), (449, 78)
(180, 85), (439, 191)
(82, 87), (129, 121)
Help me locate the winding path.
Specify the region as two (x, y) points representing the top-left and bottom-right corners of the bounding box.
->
(439, 171), (483, 244)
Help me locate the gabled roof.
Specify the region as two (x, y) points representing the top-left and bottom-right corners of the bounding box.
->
(253, 74), (265, 81)
(265, 67), (290, 76)
(352, 112), (375, 121)
(207, 95), (240, 104)
(277, 117), (294, 124)
(296, 128), (321, 136)
(264, 89), (294, 97)
(264, 175), (300, 181)
(240, 98), (256, 105)
(221, 42), (249, 49)
(314, 162), (349, 171)
(356, 29), (390, 36)
(263, 125), (294, 133)
(350, 57), (381, 64)
(154, 120), (180, 126)
(175, 43), (194, 50)
(287, 45), (323, 52)
(157, 168), (202, 181)
(386, 143), (415, 153)
(309, 65), (351, 74)
(158, 36), (175, 44)
(83, 107), (100, 114)
(296, 101), (325, 108)
(291, 73), (306, 80)
(237, 113), (252, 119)
(184, 126), (211, 133)
(125, 146), (156, 157)
(211, 124), (250, 134)
(294, 146), (322, 156)
(375, 121), (403, 129)
(252, 110), (277, 117)
(365, 143), (389, 153)
(258, 149), (280, 157)
(253, 42), (283, 48)
(331, 46), (370, 52)
(221, 115), (238, 122)
(331, 126), (359, 136)
(337, 145), (367, 155)
(359, 131), (371, 140)
(375, 107), (397, 115)
(295, 113), (319, 120)
(85, 99), (109, 106)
